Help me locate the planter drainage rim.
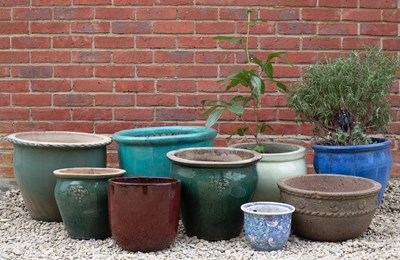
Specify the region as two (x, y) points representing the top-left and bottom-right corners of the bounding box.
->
(166, 147), (262, 167)
(113, 126), (217, 145)
(277, 174), (382, 198)
(232, 142), (305, 162)
(109, 177), (180, 186)
(241, 202), (295, 216)
(53, 168), (126, 179)
(6, 131), (112, 148)
(312, 138), (391, 153)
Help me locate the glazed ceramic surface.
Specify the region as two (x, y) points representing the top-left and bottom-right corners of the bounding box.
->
(232, 142), (306, 202)
(6, 131), (112, 222)
(277, 174), (381, 241)
(108, 177), (181, 252)
(113, 126), (217, 177)
(312, 138), (391, 204)
(241, 202), (295, 251)
(54, 168), (125, 239)
(167, 147), (261, 241)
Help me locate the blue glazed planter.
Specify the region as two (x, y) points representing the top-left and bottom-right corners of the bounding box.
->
(113, 126), (217, 177)
(241, 202), (295, 251)
(312, 138), (392, 204)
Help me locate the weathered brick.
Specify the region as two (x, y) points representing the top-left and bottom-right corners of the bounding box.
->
(32, 108), (71, 120)
(95, 66), (134, 78)
(12, 94), (51, 106)
(72, 108), (113, 120)
(113, 50), (153, 64)
(115, 80), (154, 92)
(71, 22), (110, 33)
(137, 65), (176, 78)
(13, 66), (52, 78)
(13, 8), (52, 20)
(12, 36), (51, 49)
(112, 22), (152, 34)
(54, 65), (93, 78)
(95, 7), (135, 20)
(72, 51), (111, 63)
(137, 7), (177, 20)
(31, 80), (71, 92)
(54, 8), (94, 20)
(95, 36), (134, 49)
(54, 94), (94, 107)
(73, 80), (113, 92)
(95, 94), (134, 106)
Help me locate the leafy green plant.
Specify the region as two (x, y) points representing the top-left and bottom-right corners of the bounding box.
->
(286, 47), (399, 146)
(201, 9), (289, 152)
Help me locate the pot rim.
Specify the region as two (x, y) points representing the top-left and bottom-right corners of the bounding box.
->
(113, 126), (217, 145)
(231, 142), (305, 161)
(241, 201), (295, 215)
(312, 138), (391, 153)
(277, 174), (382, 198)
(6, 131), (112, 148)
(53, 167), (126, 179)
(166, 147), (262, 167)
(109, 176), (181, 186)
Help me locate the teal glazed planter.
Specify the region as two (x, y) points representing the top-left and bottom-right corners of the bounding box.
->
(113, 126), (217, 177)
(6, 131), (112, 222)
(108, 177), (181, 252)
(167, 147), (261, 241)
(312, 138), (392, 204)
(54, 168), (125, 239)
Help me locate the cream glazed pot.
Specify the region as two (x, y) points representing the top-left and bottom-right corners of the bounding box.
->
(231, 142), (307, 202)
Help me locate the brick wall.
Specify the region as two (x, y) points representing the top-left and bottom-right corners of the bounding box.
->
(0, 0), (399, 178)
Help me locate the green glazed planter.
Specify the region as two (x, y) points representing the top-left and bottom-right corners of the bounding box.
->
(113, 126), (217, 177)
(167, 147), (261, 241)
(54, 168), (125, 240)
(6, 131), (112, 222)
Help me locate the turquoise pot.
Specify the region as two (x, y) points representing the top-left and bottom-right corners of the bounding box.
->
(113, 126), (217, 177)
(167, 147), (261, 241)
(6, 132), (112, 222)
(54, 168), (125, 239)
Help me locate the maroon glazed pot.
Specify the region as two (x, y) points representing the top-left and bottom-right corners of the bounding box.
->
(108, 177), (181, 252)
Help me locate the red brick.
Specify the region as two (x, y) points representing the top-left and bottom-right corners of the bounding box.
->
(277, 0), (317, 6)
(95, 94), (134, 106)
(237, 21), (275, 35)
(195, 51), (235, 64)
(113, 50), (153, 64)
(261, 8), (300, 21)
(114, 108), (154, 121)
(54, 65), (93, 78)
(53, 36), (92, 48)
(218, 37), (258, 49)
(95, 36), (134, 49)
(115, 80), (154, 92)
(32, 108), (71, 120)
(178, 7), (217, 20)
(95, 66), (134, 78)
(281, 52), (317, 64)
(114, 0), (153, 5)
(196, 22), (235, 34)
(319, 23), (358, 35)
(155, 0), (192, 5)
(72, 51), (111, 63)
(0, 108), (29, 120)
(360, 24), (398, 36)
(31, 51), (70, 63)
(383, 10), (400, 22)
(302, 8), (340, 21)
(177, 65), (218, 78)
(137, 7), (177, 20)
(262, 94), (288, 107)
(0, 66), (10, 77)
(13, 66), (52, 78)
(54, 122), (94, 132)
(178, 94), (217, 107)
(95, 122), (135, 134)
(13, 121), (54, 132)
(219, 8), (253, 21)
(178, 36), (216, 49)
(95, 7), (134, 20)
(71, 22), (110, 33)
(31, 80), (71, 92)
(0, 0), (29, 6)
(359, 0), (397, 8)
(112, 22), (152, 34)
(195, 0), (275, 6)
(0, 9), (11, 20)
(303, 37), (341, 50)
(279, 108), (296, 121)
(0, 51), (29, 63)
(73, 80), (113, 92)
(260, 37), (300, 50)
(383, 39), (400, 51)
(319, 0), (357, 7)
(137, 94), (176, 106)
(0, 80), (29, 92)
(137, 65), (176, 78)
(13, 8), (52, 20)
(198, 80), (226, 93)
(54, 94), (94, 107)
(12, 36), (51, 49)
(154, 51), (193, 63)
(54, 8), (94, 20)
(32, 0), (71, 5)
(0, 37), (10, 48)
(12, 94), (51, 106)
(156, 80), (196, 92)
(0, 22), (28, 34)
(277, 22), (316, 34)
(155, 108), (196, 121)
(136, 36), (176, 49)
(73, 0), (112, 4)
(0, 94), (10, 105)
(72, 108), (113, 120)
(343, 10), (382, 22)
(343, 38), (381, 50)
(31, 22), (69, 34)
(153, 22), (194, 34)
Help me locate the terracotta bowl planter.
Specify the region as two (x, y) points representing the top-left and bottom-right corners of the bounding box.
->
(108, 177), (181, 252)
(277, 174), (381, 241)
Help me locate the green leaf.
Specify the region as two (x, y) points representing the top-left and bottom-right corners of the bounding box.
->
(263, 62), (273, 78)
(205, 109), (223, 128)
(251, 56), (262, 67)
(253, 144), (265, 153)
(200, 105), (220, 117)
(249, 19), (267, 26)
(275, 80), (287, 91)
(267, 52), (287, 62)
(257, 123), (266, 134)
(237, 126), (249, 136)
(227, 103), (244, 115)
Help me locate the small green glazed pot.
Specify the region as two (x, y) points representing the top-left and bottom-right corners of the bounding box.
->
(167, 147), (261, 241)
(54, 168), (126, 239)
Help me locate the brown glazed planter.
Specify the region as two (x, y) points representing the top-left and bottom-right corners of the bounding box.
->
(277, 174), (381, 242)
(108, 177), (181, 252)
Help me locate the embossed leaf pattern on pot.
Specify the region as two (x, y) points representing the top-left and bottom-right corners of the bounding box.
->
(67, 185), (89, 204)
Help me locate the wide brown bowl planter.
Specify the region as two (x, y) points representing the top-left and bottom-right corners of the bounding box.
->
(277, 174), (381, 242)
(108, 177), (181, 252)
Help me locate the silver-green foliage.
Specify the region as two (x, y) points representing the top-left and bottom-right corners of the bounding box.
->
(287, 47), (399, 146)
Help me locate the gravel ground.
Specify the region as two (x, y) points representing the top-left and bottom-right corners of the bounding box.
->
(0, 179), (399, 260)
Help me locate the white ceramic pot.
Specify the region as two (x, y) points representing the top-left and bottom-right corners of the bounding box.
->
(231, 142), (307, 202)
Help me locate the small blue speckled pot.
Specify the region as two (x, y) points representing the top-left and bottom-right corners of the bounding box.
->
(241, 202), (295, 251)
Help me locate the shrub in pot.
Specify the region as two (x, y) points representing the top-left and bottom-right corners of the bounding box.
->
(201, 9), (306, 201)
(286, 47), (400, 204)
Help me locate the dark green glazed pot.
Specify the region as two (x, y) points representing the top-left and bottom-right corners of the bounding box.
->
(167, 147), (261, 241)
(6, 132), (112, 222)
(54, 168), (125, 239)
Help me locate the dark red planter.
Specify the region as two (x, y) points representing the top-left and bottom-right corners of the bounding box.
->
(108, 177), (181, 252)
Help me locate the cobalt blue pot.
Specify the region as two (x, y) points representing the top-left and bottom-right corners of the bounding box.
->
(312, 138), (392, 204)
(113, 126), (217, 177)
